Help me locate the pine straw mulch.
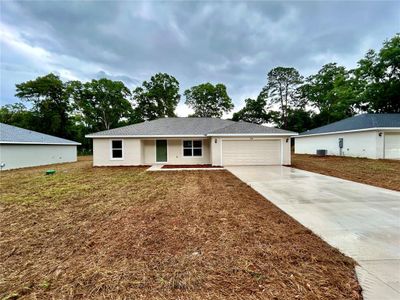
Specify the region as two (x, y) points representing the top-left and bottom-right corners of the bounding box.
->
(0, 159), (362, 299)
(161, 164), (222, 169)
(292, 154), (400, 191)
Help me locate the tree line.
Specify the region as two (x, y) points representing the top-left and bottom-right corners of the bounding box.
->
(1, 34), (399, 152)
(232, 34), (399, 132)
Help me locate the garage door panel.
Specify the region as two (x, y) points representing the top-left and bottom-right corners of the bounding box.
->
(385, 133), (400, 159)
(222, 140), (281, 165)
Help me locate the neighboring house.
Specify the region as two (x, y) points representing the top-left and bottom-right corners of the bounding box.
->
(295, 114), (400, 159)
(86, 118), (296, 166)
(0, 123), (80, 170)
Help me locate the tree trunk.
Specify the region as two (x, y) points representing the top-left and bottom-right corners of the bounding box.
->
(279, 84), (284, 127)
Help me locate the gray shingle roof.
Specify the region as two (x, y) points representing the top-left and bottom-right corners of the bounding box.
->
(208, 121), (295, 135)
(299, 114), (400, 136)
(86, 117), (297, 137)
(0, 123), (80, 145)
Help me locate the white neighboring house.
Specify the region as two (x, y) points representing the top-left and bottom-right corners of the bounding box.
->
(86, 117), (297, 167)
(0, 123), (80, 170)
(295, 114), (400, 159)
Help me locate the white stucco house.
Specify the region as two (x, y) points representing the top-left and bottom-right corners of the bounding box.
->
(86, 118), (297, 167)
(0, 123), (80, 170)
(295, 114), (400, 159)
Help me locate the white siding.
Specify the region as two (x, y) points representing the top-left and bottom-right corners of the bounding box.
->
(92, 136), (292, 167)
(93, 138), (211, 166)
(143, 140), (155, 165)
(93, 138), (142, 166)
(384, 133), (400, 159)
(0, 144), (77, 170)
(210, 137), (221, 166)
(143, 139), (211, 165)
(295, 131), (380, 159)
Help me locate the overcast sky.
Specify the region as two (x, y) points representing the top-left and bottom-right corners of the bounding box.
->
(1, 1), (399, 116)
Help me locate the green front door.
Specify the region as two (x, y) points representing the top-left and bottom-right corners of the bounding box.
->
(156, 140), (167, 162)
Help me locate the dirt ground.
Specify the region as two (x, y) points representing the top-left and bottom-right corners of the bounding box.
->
(0, 158), (361, 299)
(292, 154), (400, 191)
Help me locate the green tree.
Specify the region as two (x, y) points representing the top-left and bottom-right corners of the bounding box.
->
(0, 103), (39, 130)
(355, 34), (400, 113)
(263, 67), (303, 128)
(15, 73), (71, 138)
(132, 73), (180, 121)
(285, 108), (314, 133)
(232, 97), (271, 124)
(299, 63), (358, 126)
(184, 83), (234, 118)
(69, 78), (132, 131)
(67, 113), (93, 154)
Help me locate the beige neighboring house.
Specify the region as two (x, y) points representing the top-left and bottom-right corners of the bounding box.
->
(295, 114), (400, 159)
(0, 123), (80, 170)
(86, 118), (297, 166)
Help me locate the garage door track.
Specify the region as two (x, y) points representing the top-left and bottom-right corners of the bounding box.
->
(227, 166), (400, 300)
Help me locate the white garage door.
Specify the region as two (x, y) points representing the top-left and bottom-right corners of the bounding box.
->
(222, 139), (281, 165)
(385, 133), (400, 159)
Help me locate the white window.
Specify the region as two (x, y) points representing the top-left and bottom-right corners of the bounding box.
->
(111, 140), (123, 159)
(183, 140), (202, 157)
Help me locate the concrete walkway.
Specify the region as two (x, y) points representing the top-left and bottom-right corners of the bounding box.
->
(226, 166), (400, 300)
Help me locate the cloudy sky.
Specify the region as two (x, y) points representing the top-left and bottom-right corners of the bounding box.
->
(1, 1), (399, 116)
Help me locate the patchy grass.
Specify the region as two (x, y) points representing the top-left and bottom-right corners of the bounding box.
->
(0, 158), (361, 299)
(292, 154), (400, 191)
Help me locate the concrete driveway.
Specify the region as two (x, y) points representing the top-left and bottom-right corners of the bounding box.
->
(226, 166), (400, 300)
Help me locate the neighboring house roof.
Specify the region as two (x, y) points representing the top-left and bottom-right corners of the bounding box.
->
(298, 114), (400, 137)
(0, 123), (81, 145)
(86, 117), (296, 138)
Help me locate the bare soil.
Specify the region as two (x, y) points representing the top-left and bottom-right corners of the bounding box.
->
(0, 158), (362, 299)
(292, 154), (400, 191)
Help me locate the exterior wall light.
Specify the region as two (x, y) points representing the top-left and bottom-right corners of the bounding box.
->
(379, 132), (382, 137)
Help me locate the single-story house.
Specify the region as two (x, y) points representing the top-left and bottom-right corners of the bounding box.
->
(0, 123), (80, 170)
(295, 114), (400, 159)
(86, 118), (297, 166)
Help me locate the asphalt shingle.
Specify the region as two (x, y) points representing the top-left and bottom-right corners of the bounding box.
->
(299, 114), (400, 136)
(0, 123), (80, 145)
(209, 121), (294, 135)
(86, 118), (296, 137)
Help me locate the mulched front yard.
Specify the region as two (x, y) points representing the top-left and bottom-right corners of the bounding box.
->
(292, 154), (400, 191)
(0, 158), (361, 299)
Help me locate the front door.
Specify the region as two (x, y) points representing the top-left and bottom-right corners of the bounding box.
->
(156, 140), (167, 162)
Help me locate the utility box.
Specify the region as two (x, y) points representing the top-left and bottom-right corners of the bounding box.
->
(339, 138), (344, 149)
(316, 149), (327, 156)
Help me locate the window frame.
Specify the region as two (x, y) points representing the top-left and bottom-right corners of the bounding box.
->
(182, 139), (203, 158)
(110, 139), (124, 160)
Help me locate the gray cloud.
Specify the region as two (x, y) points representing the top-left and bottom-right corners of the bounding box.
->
(94, 71), (140, 88)
(1, 1), (399, 116)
